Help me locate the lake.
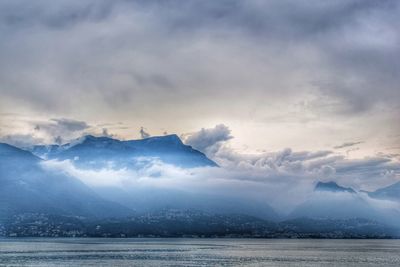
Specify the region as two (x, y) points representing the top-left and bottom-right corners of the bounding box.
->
(1, 238), (400, 266)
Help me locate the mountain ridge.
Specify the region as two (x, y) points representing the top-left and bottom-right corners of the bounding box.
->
(0, 143), (132, 219)
(29, 134), (218, 168)
(314, 181), (356, 194)
(368, 181), (400, 201)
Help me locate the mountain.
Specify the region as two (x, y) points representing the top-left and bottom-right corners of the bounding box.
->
(3, 210), (398, 238)
(279, 217), (398, 238)
(368, 182), (400, 201)
(94, 186), (281, 221)
(289, 191), (373, 220)
(27, 135), (280, 221)
(31, 134), (217, 169)
(289, 181), (400, 226)
(314, 181), (356, 193)
(0, 143), (132, 220)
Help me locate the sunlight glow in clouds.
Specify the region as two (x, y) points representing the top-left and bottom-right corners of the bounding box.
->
(0, 0), (399, 158)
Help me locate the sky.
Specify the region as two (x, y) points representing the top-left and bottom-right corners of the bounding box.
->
(0, 0), (399, 191)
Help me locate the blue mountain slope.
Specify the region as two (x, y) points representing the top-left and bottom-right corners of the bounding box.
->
(369, 182), (400, 201)
(31, 134), (218, 169)
(314, 181), (356, 193)
(290, 181), (400, 226)
(27, 136), (282, 221)
(0, 143), (132, 219)
(94, 186), (281, 221)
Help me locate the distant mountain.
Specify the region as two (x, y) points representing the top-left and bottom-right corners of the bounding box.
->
(369, 182), (400, 201)
(290, 191), (373, 220)
(94, 186), (281, 221)
(314, 181), (356, 193)
(3, 210), (398, 238)
(289, 181), (400, 226)
(27, 135), (279, 221)
(5, 138), (400, 237)
(279, 217), (398, 238)
(30, 134), (217, 169)
(0, 143), (132, 220)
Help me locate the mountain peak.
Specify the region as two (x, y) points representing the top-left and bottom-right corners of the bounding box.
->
(139, 134), (183, 144)
(79, 134), (183, 145)
(76, 135), (121, 147)
(30, 133), (217, 168)
(314, 181), (356, 194)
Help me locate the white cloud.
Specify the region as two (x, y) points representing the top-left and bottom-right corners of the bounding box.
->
(0, 0), (399, 155)
(0, 134), (44, 148)
(39, 139), (400, 214)
(183, 124), (233, 155)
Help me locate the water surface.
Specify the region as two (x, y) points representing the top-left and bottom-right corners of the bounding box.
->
(1, 238), (400, 266)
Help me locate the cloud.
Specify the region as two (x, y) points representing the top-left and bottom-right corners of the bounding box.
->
(39, 127), (400, 213)
(206, 139), (400, 192)
(0, 0), (398, 156)
(2, 0), (398, 114)
(0, 134), (44, 147)
(101, 128), (113, 138)
(34, 118), (90, 135)
(30, 118), (90, 145)
(40, 157), (313, 212)
(0, 0), (398, 203)
(332, 157), (400, 187)
(184, 124), (233, 154)
(182, 124), (399, 192)
(334, 141), (364, 149)
(49, 118), (89, 132)
(0, 116), (128, 146)
(40, 146), (400, 215)
(0, 0), (398, 220)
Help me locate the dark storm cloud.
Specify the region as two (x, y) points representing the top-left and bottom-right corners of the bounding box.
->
(49, 118), (89, 132)
(0, 0), (387, 33)
(0, 0), (114, 29)
(0, 0), (399, 163)
(0, 0), (399, 116)
(33, 118), (90, 143)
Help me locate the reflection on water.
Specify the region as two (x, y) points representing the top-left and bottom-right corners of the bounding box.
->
(1, 238), (400, 266)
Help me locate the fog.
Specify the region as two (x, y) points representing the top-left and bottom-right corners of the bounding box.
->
(41, 155), (400, 226)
